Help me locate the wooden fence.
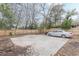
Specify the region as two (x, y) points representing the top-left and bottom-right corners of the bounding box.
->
(0, 29), (55, 36)
(0, 27), (79, 36)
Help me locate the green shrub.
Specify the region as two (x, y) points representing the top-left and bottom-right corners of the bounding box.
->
(9, 32), (13, 36)
(61, 19), (72, 29)
(39, 22), (52, 29)
(52, 25), (61, 28)
(9, 32), (15, 36)
(46, 23), (52, 29)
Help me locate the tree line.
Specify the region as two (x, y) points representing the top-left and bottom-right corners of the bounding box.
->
(0, 3), (77, 30)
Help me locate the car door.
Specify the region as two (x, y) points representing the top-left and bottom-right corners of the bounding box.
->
(54, 31), (60, 36)
(56, 31), (63, 36)
(52, 30), (63, 36)
(51, 31), (58, 36)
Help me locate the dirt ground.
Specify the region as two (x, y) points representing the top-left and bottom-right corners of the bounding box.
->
(0, 37), (37, 56)
(54, 35), (79, 56)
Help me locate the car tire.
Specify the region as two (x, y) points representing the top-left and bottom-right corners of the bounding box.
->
(61, 34), (66, 38)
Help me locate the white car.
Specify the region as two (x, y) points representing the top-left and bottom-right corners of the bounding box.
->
(47, 30), (73, 38)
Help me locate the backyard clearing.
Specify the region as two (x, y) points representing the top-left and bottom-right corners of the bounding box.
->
(11, 35), (69, 56)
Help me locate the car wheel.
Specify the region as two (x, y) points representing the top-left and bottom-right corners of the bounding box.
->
(61, 34), (66, 38)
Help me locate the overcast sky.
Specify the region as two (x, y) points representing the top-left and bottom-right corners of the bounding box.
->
(64, 3), (79, 11)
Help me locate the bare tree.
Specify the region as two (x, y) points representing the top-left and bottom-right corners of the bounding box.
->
(10, 3), (26, 29)
(65, 9), (77, 20)
(9, 3), (49, 29)
(23, 3), (30, 29)
(49, 3), (64, 26)
(38, 3), (50, 29)
(39, 3), (48, 24)
(24, 3), (40, 29)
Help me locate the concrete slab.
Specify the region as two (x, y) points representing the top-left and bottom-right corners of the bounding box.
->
(11, 35), (69, 56)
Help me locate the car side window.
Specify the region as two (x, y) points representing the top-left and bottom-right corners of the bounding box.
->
(53, 30), (63, 33)
(58, 31), (63, 33)
(58, 31), (62, 32)
(53, 31), (57, 32)
(53, 30), (63, 32)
